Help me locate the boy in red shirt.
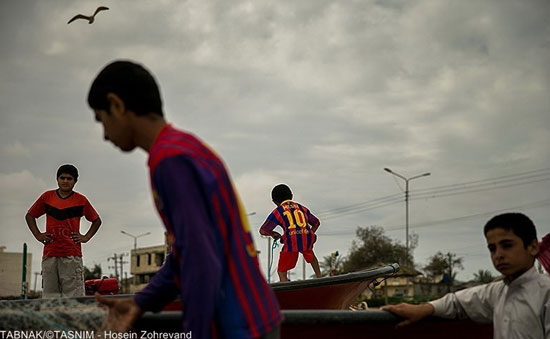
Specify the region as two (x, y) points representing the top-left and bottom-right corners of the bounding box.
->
(260, 184), (322, 282)
(25, 164), (102, 298)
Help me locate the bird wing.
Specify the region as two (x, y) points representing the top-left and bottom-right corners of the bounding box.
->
(93, 6), (110, 16)
(67, 14), (90, 24)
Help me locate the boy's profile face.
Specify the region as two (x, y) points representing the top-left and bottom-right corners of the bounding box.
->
(57, 173), (76, 193)
(486, 228), (539, 280)
(94, 107), (136, 152)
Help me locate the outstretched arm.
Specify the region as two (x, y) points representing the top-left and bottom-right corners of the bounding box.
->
(380, 303), (434, 328)
(383, 283), (497, 328)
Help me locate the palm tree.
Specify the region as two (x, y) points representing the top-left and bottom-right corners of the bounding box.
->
(473, 269), (495, 284)
(320, 251), (345, 276)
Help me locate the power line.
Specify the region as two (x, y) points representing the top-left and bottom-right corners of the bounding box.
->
(319, 197), (403, 220)
(315, 168), (550, 220)
(316, 192), (403, 217)
(319, 198), (550, 236)
(414, 168), (550, 194)
(412, 175), (549, 200)
(385, 198), (550, 231)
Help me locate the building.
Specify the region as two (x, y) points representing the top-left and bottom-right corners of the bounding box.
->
(360, 266), (423, 302)
(128, 244), (168, 293)
(0, 246), (32, 298)
(360, 267), (476, 305)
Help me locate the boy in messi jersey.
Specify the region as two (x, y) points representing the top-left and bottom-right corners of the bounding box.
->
(88, 60), (282, 338)
(382, 213), (550, 339)
(260, 184), (322, 282)
(25, 164), (102, 298)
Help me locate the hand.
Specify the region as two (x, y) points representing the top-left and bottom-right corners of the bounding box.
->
(95, 294), (143, 332)
(272, 232), (281, 240)
(71, 232), (88, 244)
(380, 303), (434, 328)
(35, 232), (53, 245)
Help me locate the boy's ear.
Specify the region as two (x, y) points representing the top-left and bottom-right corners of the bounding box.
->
(106, 93), (126, 116)
(527, 239), (540, 257)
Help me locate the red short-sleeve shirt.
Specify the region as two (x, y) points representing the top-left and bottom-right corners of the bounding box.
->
(27, 189), (99, 257)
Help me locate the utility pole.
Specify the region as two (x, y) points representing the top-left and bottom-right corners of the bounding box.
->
(108, 253), (128, 292)
(33, 272), (40, 292)
(21, 243), (28, 299)
(108, 253), (119, 281)
(119, 253), (128, 293)
(384, 168), (431, 252)
(125, 272), (129, 293)
(384, 168), (430, 301)
(120, 253), (124, 286)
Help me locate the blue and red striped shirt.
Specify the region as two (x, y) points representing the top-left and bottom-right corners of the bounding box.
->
(134, 125), (281, 338)
(260, 200), (320, 253)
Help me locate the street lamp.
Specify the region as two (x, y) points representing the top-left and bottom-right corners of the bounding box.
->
(120, 230), (151, 250)
(383, 168), (430, 252)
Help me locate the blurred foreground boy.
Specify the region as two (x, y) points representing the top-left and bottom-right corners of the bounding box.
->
(88, 60), (281, 338)
(260, 184), (322, 282)
(382, 212), (550, 338)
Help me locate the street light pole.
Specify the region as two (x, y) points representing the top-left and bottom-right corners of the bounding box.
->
(121, 230), (152, 291)
(384, 168), (430, 252)
(120, 230), (151, 250)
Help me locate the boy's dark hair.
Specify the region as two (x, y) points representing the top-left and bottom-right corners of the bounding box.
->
(87, 60), (163, 117)
(484, 213), (537, 248)
(57, 164), (78, 181)
(272, 184), (293, 204)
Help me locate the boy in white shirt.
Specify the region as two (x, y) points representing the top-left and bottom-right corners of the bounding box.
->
(382, 212), (550, 339)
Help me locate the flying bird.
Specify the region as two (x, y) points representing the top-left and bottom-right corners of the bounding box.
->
(67, 6), (109, 24)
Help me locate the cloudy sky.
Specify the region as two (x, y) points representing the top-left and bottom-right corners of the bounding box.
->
(1, 0), (548, 289)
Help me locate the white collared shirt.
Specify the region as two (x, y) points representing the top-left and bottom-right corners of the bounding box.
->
(429, 266), (550, 339)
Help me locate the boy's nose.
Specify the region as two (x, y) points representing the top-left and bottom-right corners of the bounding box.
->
(494, 247), (504, 259)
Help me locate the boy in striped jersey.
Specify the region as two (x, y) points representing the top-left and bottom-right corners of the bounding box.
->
(88, 60), (281, 338)
(260, 184), (322, 282)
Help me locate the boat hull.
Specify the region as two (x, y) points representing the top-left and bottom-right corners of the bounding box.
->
(162, 263), (400, 311)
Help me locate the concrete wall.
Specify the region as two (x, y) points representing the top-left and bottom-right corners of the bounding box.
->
(0, 247), (32, 297)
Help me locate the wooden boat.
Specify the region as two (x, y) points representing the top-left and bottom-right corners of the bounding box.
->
(271, 263), (399, 309)
(162, 263), (400, 311)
